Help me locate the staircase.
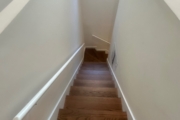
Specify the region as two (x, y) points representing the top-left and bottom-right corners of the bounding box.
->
(84, 48), (108, 62)
(58, 49), (127, 120)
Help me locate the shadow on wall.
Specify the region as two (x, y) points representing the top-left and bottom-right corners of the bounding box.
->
(91, 35), (110, 51)
(84, 25), (110, 52)
(80, 0), (119, 52)
(0, 0), (12, 12)
(0, 0), (30, 34)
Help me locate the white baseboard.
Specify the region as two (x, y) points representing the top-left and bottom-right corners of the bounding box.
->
(85, 46), (109, 54)
(48, 59), (83, 120)
(107, 59), (136, 120)
(85, 46), (97, 49)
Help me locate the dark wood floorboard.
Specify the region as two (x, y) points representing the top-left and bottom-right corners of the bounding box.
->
(74, 80), (115, 87)
(59, 109), (126, 116)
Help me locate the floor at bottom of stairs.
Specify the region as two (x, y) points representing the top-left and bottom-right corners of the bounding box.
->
(58, 62), (127, 120)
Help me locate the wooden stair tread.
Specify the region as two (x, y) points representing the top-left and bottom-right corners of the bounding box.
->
(80, 67), (109, 71)
(70, 86), (118, 97)
(65, 101), (122, 111)
(70, 86), (117, 92)
(81, 64), (108, 67)
(79, 70), (111, 75)
(82, 63), (108, 65)
(77, 74), (112, 80)
(77, 74), (111, 77)
(84, 52), (102, 62)
(66, 96), (121, 103)
(81, 65), (108, 68)
(81, 64), (109, 69)
(74, 80), (115, 87)
(59, 115), (127, 120)
(59, 109), (126, 116)
(83, 62), (108, 65)
(84, 48), (107, 62)
(76, 79), (113, 81)
(96, 51), (107, 62)
(81, 66), (109, 71)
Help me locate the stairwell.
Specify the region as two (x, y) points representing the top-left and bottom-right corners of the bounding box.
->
(84, 48), (108, 62)
(58, 49), (127, 120)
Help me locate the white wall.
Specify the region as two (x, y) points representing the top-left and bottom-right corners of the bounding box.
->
(23, 45), (85, 120)
(80, 0), (119, 50)
(0, 0), (12, 11)
(109, 0), (180, 120)
(164, 0), (180, 20)
(0, 0), (84, 120)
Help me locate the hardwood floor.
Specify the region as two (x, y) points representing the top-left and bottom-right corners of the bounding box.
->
(58, 49), (127, 120)
(84, 48), (108, 62)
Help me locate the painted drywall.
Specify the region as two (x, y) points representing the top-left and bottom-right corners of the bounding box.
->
(23, 45), (85, 120)
(80, 0), (119, 50)
(0, 0), (84, 120)
(0, 0), (30, 34)
(108, 0), (180, 120)
(164, 0), (180, 20)
(0, 0), (12, 12)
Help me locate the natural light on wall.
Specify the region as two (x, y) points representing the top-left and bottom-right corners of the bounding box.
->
(0, 0), (30, 34)
(164, 0), (180, 20)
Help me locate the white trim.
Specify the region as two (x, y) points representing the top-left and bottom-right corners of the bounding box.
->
(85, 46), (109, 54)
(107, 59), (136, 120)
(92, 35), (110, 44)
(13, 44), (85, 120)
(48, 58), (83, 120)
(85, 46), (97, 49)
(96, 49), (108, 52)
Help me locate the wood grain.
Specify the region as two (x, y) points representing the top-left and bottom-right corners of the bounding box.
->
(70, 86), (118, 97)
(58, 59), (127, 120)
(66, 96), (121, 104)
(59, 109), (126, 116)
(59, 115), (127, 120)
(84, 48), (108, 62)
(65, 101), (122, 111)
(74, 80), (115, 87)
(78, 70), (111, 75)
(77, 74), (112, 80)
